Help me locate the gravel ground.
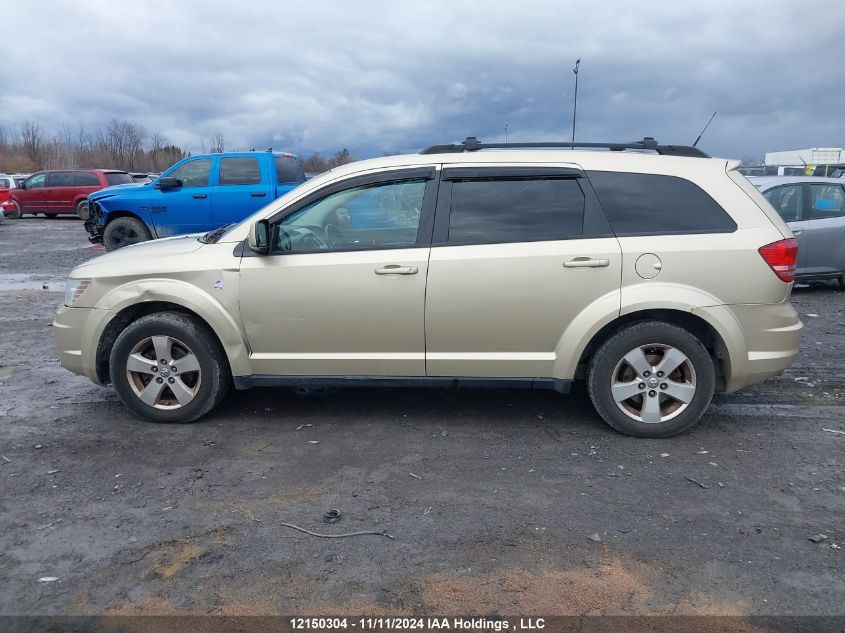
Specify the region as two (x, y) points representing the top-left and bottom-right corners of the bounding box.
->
(0, 218), (843, 621)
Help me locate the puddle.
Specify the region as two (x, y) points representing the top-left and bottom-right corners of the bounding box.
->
(0, 274), (66, 291)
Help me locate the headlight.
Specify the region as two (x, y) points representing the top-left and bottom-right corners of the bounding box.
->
(64, 279), (92, 306)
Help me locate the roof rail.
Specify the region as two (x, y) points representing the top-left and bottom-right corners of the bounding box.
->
(420, 136), (710, 158)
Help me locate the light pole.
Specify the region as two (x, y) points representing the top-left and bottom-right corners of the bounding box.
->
(571, 58), (581, 143)
(505, 123), (509, 143)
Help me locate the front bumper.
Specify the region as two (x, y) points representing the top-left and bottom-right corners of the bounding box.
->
(53, 304), (113, 384)
(84, 201), (104, 243)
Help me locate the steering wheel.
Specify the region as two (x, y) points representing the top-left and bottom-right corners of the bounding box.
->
(324, 224), (343, 248)
(278, 226), (329, 251)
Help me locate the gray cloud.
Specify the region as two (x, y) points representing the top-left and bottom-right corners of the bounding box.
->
(3, 0), (844, 159)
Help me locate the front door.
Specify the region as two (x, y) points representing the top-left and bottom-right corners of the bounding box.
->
(425, 167), (622, 378)
(149, 157), (214, 237)
(18, 173), (47, 212)
(212, 155), (272, 226)
(238, 170), (437, 376)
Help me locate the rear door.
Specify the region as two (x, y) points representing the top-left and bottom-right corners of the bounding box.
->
(149, 157), (214, 237)
(425, 165), (621, 378)
(45, 171), (75, 212)
(17, 173), (47, 212)
(762, 183), (809, 271)
(211, 156), (271, 225)
(803, 182), (845, 276)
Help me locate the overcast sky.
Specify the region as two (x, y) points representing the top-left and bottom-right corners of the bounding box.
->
(2, 0), (843, 160)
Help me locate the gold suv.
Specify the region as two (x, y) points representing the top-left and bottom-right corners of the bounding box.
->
(54, 138), (802, 437)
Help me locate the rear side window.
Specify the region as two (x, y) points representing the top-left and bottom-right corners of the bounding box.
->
(447, 178), (584, 244)
(587, 171), (736, 235)
(275, 155), (305, 183)
(47, 172), (74, 187)
(105, 172), (132, 186)
(807, 183), (845, 219)
(74, 172), (100, 186)
(219, 157), (261, 185)
(0, 178), (10, 188)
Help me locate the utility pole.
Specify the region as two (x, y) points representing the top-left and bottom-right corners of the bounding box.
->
(571, 58), (581, 143)
(505, 123), (509, 143)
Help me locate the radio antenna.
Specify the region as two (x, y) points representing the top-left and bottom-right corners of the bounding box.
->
(692, 111), (717, 147)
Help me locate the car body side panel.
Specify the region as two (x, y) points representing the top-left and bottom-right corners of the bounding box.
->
(802, 216), (845, 275)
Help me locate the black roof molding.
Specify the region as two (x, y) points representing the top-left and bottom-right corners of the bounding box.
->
(420, 136), (710, 158)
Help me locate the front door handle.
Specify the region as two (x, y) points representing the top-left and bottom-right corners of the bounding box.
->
(192, 193), (208, 199)
(251, 192), (267, 197)
(375, 265), (419, 275)
(563, 257), (610, 268)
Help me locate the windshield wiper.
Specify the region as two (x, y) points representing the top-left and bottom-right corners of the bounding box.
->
(199, 224), (235, 244)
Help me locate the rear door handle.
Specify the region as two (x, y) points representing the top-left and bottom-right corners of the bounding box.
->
(375, 265), (419, 275)
(192, 193), (208, 199)
(563, 257), (610, 268)
(792, 229), (803, 235)
(251, 192), (267, 197)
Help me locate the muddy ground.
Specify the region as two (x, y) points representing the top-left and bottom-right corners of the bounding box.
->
(0, 217), (843, 620)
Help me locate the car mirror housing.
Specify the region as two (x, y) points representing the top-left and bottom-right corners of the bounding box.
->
(156, 177), (181, 189)
(248, 219), (271, 254)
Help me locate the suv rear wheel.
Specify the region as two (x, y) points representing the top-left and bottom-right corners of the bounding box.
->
(109, 312), (229, 423)
(6, 201), (21, 219)
(587, 321), (715, 438)
(103, 216), (151, 251)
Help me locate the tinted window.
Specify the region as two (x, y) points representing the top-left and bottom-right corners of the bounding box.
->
(105, 172), (132, 186)
(447, 178), (584, 244)
(47, 172), (74, 187)
(272, 179), (425, 253)
(0, 178), (10, 188)
(807, 183), (845, 219)
(763, 185), (802, 222)
(219, 157), (261, 185)
(25, 173), (46, 189)
(587, 171), (736, 235)
(166, 159), (212, 188)
(74, 171), (100, 186)
(275, 155), (305, 183)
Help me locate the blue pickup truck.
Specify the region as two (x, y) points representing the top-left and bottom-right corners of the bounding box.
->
(85, 151), (306, 250)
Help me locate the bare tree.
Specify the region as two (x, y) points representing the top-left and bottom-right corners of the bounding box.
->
(19, 121), (49, 170)
(101, 118), (145, 170)
(208, 131), (225, 153)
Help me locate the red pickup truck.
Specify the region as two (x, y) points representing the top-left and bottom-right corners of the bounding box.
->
(3, 169), (132, 219)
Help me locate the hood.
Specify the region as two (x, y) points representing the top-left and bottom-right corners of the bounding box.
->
(72, 233), (205, 276)
(89, 182), (149, 201)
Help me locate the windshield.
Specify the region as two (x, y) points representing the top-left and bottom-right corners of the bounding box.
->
(105, 172), (133, 186)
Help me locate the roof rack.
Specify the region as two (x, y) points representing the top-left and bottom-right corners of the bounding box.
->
(420, 136), (710, 158)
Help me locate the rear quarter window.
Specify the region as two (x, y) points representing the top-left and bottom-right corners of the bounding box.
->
(74, 172), (100, 186)
(275, 155), (305, 183)
(587, 171), (736, 236)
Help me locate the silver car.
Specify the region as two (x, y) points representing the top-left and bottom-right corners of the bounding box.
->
(751, 176), (845, 288)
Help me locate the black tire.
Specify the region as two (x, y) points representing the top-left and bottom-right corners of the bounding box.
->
(837, 275), (844, 290)
(76, 200), (89, 221)
(587, 321), (715, 438)
(109, 312), (229, 423)
(6, 201), (21, 219)
(103, 216), (151, 251)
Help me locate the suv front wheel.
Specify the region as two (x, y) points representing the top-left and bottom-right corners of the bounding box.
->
(587, 321), (715, 438)
(109, 312), (229, 423)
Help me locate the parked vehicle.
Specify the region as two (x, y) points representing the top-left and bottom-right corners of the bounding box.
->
(130, 173), (153, 184)
(750, 176), (845, 287)
(85, 151), (306, 251)
(4, 170), (132, 219)
(0, 173), (19, 214)
(55, 137), (802, 437)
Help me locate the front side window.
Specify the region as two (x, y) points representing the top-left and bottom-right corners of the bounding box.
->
(807, 183), (845, 219)
(219, 157), (261, 185)
(447, 178), (584, 244)
(763, 184), (803, 222)
(167, 159), (212, 188)
(47, 172), (74, 187)
(272, 179), (425, 253)
(24, 173), (46, 189)
(74, 172), (100, 186)
(588, 171), (737, 235)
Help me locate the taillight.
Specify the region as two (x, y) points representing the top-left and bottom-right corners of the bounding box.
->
(758, 238), (798, 282)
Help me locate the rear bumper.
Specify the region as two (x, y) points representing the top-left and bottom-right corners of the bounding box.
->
(720, 301), (802, 392)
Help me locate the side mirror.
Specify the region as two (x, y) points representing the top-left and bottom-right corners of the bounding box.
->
(248, 219), (271, 254)
(156, 176), (181, 189)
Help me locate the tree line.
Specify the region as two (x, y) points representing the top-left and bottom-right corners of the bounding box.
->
(0, 119), (356, 175)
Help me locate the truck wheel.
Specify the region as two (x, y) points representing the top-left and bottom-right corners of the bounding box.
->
(6, 201), (21, 219)
(109, 312), (229, 423)
(76, 200), (89, 220)
(587, 321), (715, 438)
(103, 216), (151, 251)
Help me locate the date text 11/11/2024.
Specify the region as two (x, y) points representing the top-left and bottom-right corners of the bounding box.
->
(290, 618), (547, 631)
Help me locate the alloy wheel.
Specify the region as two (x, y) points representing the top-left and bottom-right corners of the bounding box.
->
(125, 335), (202, 410)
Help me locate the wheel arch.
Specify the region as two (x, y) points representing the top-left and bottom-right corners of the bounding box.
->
(93, 285), (250, 384)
